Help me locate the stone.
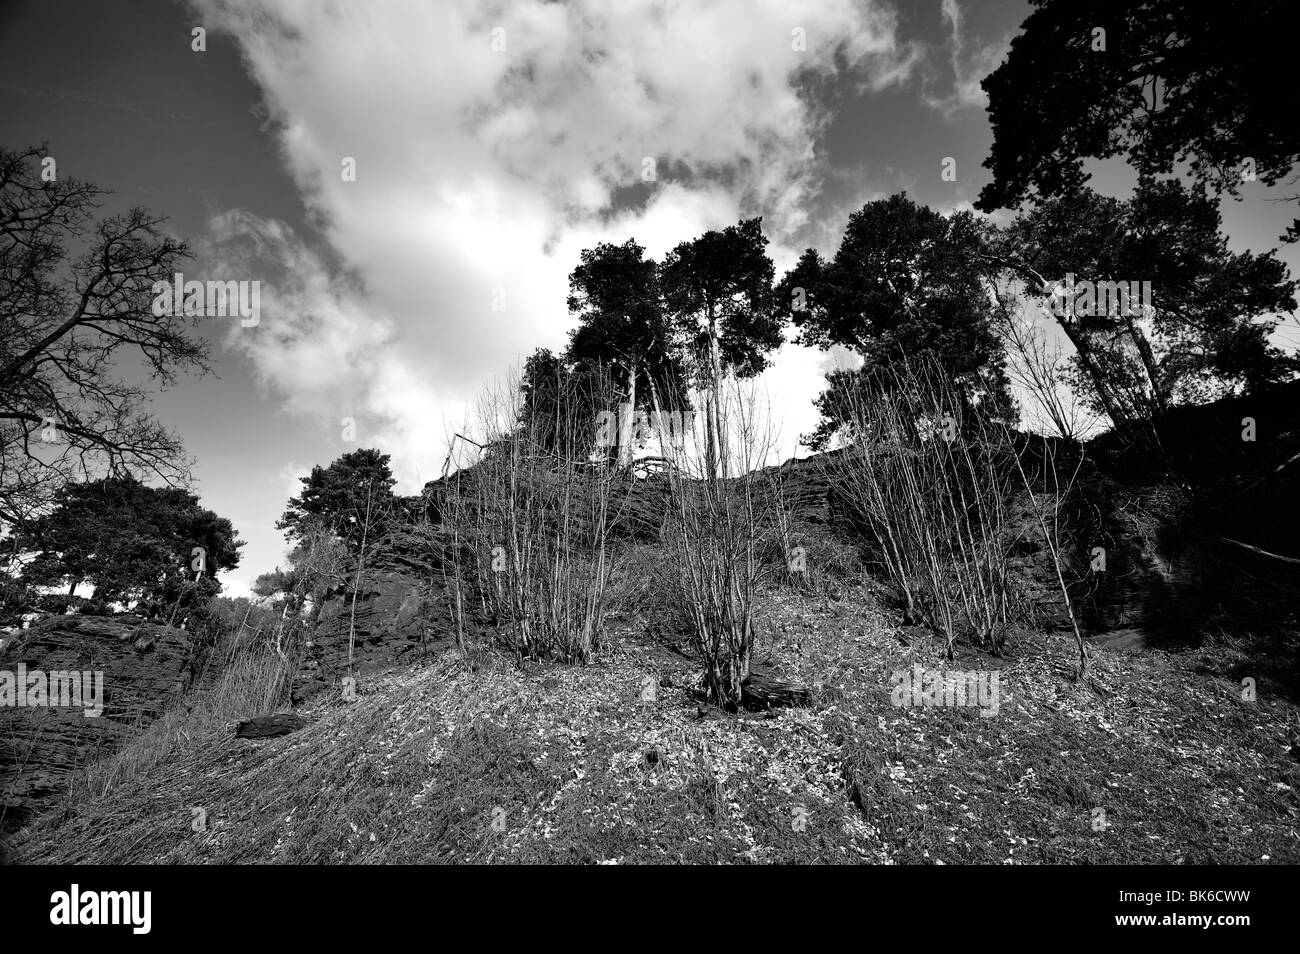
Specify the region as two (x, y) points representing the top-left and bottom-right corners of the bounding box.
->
(0, 614), (221, 827)
(292, 536), (460, 706)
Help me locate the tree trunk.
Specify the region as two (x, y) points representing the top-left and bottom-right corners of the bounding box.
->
(1124, 310), (1167, 414)
(1056, 319), (1126, 428)
(619, 360), (637, 469)
(705, 300), (727, 479)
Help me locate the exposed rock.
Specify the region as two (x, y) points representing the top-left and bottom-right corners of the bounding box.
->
(292, 540), (459, 706)
(0, 614), (220, 827)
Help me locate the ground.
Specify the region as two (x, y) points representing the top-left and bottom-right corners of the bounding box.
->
(10, 585), (1300, 864)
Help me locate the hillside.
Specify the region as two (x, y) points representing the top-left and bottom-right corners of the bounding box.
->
(10, 581), (1299, 865)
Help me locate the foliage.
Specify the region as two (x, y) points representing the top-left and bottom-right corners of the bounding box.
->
(566, 240), (688, 413)
(14, 475), (242, 615)
(660, 217), (780, 478)
(660, 217), (781, 380)
(278, 448), (397, 554)
(1000, 179), (1297, 430)
(977, 0), (1300, 242)
(517, 348), (606, 463)
(776, 195), (1014, 448)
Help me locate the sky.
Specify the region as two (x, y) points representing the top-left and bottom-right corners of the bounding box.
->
(3, 0), (1298, 597)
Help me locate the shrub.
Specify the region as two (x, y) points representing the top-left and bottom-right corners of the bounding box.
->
(818, 358), (1018, 655)
(654, 378), (790, 708)
(438, 365), (632, 662)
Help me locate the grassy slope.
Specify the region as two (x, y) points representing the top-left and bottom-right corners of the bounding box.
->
(10, 586), (1300, 864)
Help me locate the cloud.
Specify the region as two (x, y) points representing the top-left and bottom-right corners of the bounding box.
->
(190, 0), (921, 485)
(217, 572), (254, 601)
(204, 209), (395, 418)
(924, 0), (1011, 117)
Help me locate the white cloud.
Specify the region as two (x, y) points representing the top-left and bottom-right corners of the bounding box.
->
(217, 572), (254, 601)
(924, 0), (1011, 117)
(192, 0), (922, 485)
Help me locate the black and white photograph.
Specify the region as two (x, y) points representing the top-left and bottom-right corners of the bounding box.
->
(0, 0), (1294, 915)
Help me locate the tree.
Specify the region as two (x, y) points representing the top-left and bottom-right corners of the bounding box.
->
(660, 218), (781, 476)
(565, 239), (687, 467)
(253, 514), (347, 620)
(998, 179), (1297, 434)
(989, 281), (1102, 442)
(518, 348), (579, 460)
(776, 195), (1013, 448)
(16, 475), (242, 615)
(278, 448), (397, 553)
(0, 145), (208, 529)
(976, 0), (1300, 241)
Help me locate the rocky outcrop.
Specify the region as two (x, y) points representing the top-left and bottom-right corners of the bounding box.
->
(292, 541), (458, 705)
(0, 614), (218, 827)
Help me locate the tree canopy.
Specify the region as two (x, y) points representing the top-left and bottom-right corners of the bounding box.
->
(564, 239), (689, 464)
(566, 239), (686, 402)
(278, 448), (397, 553)
(776, 194), (1013, 447)
(659, 217), (781, 380)
(999, 178), (1297, 427)
(977, 0), (1300, 241)
(16, 475), (242, 614)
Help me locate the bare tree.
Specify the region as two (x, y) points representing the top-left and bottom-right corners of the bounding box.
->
(439, 364), (630, 663)
(989, 278), (1102, 442)
(818, 357), (1018, 657)
(0, 145), (208, 529)
(346, 479), (377, 676)
(654, 375), (789, 708)
(1011, 436), (1089, 679)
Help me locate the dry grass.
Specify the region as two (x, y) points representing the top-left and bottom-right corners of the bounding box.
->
(11, 584), (1298, 865)
(44, 645), (293, 819)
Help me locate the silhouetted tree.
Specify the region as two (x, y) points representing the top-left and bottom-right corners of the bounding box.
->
(998, 179), (1297, 431)
(660, 217), (781, 475)
(976, 0), (1300, 241)
(16, 475), (241, 615)
(565, 239), (687, 466)
(278, 449), (397, 553)
(0, 145), (207, 530)
(517, 348), (600, 462)
(776, 195), (1013, 448)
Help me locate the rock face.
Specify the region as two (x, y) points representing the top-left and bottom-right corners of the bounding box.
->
(0, 614), (219, 827)
(292, 542), (457, 705)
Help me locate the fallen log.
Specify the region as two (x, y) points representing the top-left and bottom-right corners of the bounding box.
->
(741, 668), (812, 710)
(235, 714), (308, 739)
(1221, 536), (1300, 566)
